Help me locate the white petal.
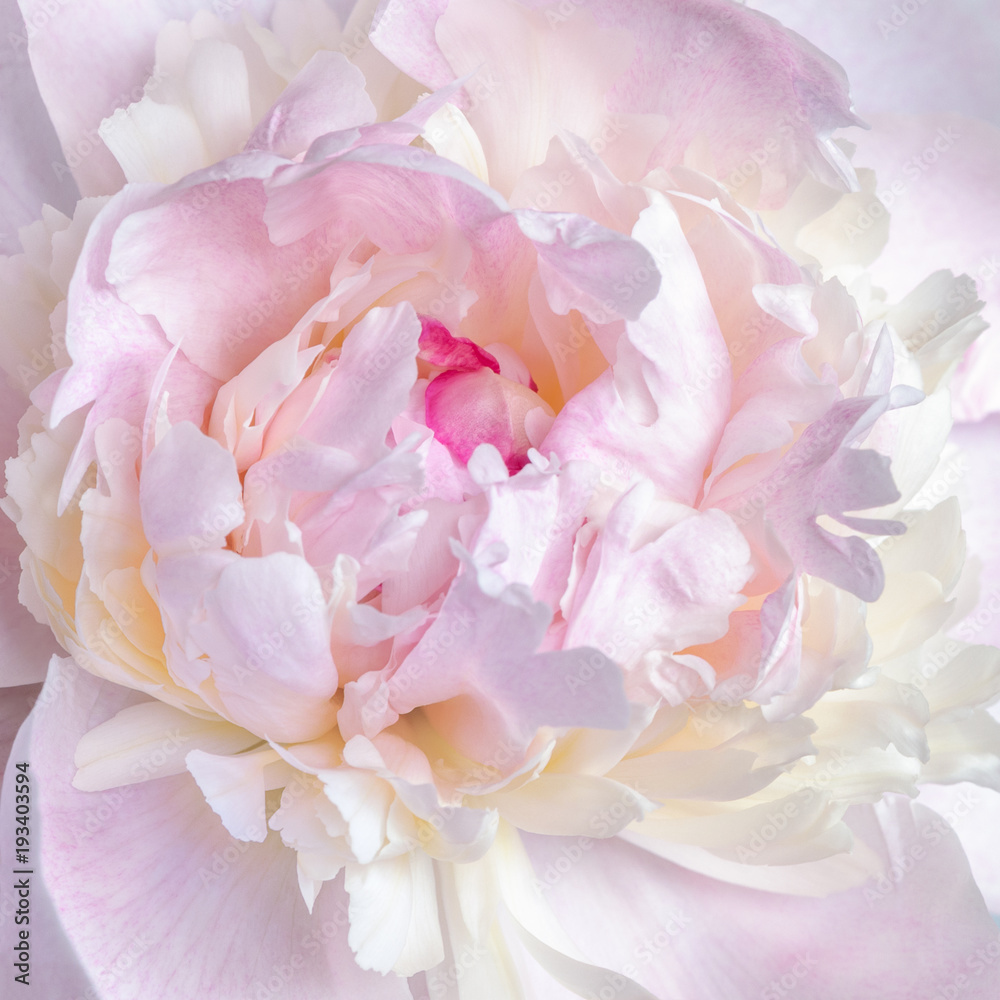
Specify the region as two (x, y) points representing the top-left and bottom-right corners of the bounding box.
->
(73, 700), (257, 791)
(345, 851), (444, 975)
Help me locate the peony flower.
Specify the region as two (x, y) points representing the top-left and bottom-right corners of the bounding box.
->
(1, 1), (999, 998)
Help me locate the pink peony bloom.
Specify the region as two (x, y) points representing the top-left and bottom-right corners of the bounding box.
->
(1, 1), (998, 998)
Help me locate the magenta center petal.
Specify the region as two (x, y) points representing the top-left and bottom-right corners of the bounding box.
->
(425, 367), (549, 473)
(418, 315), (501, 372)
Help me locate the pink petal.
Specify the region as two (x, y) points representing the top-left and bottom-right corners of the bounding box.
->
(525, 797), (1000, 999)
(369, 0), (452, 91)
(51, 184), (221, 508)
(187, 552), (339, 743)
(108, 166), (336, 383)
(707, 331), (839, 503)
(139, 421), (243, 556)
(286, 447), (425, 587)
(264, 144), (593, 396)
(374, 0), (639, 198)
(587, 0), (863, 205)
(388, 563), (630, 763)
(246, 50), (377, 159)
(729, 373), (919, 602)
(264, 143), (541, 368)
(470, 455), (597, 609)
(418, 316), (499, 373)
(20, 660), (411, 999)
(542, 201), (730, 506)
(517, 209), (659, 323)
(425, 368), (547, 473)
(565, 484), (751, 676)
(299, 303), (422, 461)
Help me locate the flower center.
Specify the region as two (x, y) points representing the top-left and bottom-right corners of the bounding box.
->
(418, 316), (554, 472)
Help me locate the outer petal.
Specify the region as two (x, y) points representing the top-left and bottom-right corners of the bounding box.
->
(17, 0), (278, 196)
(1, 684), (96, 998)
(378, 0), (639, 198)
(25, 659), (411, 999)
(524, 797), (1000, 999)
(372, 0), (862, 206)
(918, 782), (1000, 918)
(107, 165), (336, 383)
(0, 2), (78, 253)
(750, 0), (1000, 126)
(584, 0), (862, 203)
(50, 177), (224, 506)
(951, 416), (1000, 650)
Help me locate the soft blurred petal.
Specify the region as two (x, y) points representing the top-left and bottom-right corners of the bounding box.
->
(752, 1), (1000, 419)
(1, 674), (97, 998)
(750, 0), (1000, 126)
(0, 366), (61, 687)
(0, 1), (78, 252)
(951, 416), (1000, 650)
(525, 797), (1000, 999)
(918, 781), (1000, 918)
(857, 116), (1000, 421)
(16, 0), (280, 196)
